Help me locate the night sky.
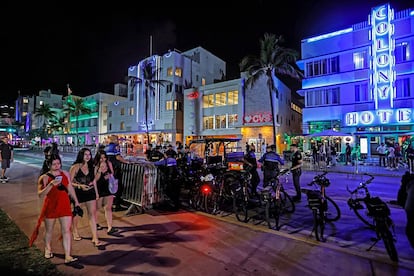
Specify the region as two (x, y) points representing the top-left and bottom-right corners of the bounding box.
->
(1, 0), (412, 104)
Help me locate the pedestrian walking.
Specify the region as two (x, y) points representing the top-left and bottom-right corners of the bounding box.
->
(387, 144), (396, 170)
(40, 142), (61, 176)
(376, 142), (387, 167)
(69, 147), (102, 247)
(405, 144), (414, 173)
(93, 150), (119, 235)
(0, 136), (13, 182)
(330, 144), (337, 167)
(311, 143), (319, 166)
(345, 143), (352, 165)
(261, 142), (267, 157)
(29, 154), (81, 265)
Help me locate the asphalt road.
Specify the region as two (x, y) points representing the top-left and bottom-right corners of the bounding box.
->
(0, 150), (412, 275)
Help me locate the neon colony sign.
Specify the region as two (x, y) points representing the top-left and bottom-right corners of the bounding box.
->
(344, 4), (401, 127)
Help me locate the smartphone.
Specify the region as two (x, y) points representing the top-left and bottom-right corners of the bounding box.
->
(55, 175), (63, 182)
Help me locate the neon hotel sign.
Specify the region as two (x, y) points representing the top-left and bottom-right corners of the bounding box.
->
(344, 4), (409, 126)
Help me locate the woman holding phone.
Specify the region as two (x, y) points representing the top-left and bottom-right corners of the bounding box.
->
(29, 154), (81, 265)
(69, 147), (102, 247)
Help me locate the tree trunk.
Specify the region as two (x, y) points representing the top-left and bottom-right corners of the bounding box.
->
(269, 86), (277, 147)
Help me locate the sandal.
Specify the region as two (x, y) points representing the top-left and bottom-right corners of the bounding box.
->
(73, 233), (82, 241)
(96, 224), (104, 230)
(107, 227), (118, 235)
(92, 240), (103, 247)
(44, 248), (54, 259)
(64, 257), (78, 264)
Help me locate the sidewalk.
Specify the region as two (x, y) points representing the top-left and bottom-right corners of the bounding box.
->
(4, 150), (414, 275)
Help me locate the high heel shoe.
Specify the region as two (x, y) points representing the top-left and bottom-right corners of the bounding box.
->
(72, 233), (82, 241)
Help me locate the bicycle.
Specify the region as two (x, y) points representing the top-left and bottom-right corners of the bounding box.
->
(346, 173), (398, 262)
(301, 171), (341, 242)
(263, 168), (295, 230)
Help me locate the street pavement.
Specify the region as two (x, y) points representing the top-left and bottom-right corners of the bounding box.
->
(0, 149), (413, 275)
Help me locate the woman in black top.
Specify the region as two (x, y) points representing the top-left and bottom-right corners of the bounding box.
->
(69, 147), (102, 246)
(93, 150), (118, 235)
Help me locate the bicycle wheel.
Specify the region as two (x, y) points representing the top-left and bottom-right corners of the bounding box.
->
(233, 192), (249, 223)
(280, 190), (295, 214)
(265, 199), (281, 230)
(324, 196), (341, 222)
(313, 208), (325, 242)
(350, 200), (375, 229)
(379, 221), (399, 262)
(189, 189), (202, 210)
(202, 193), (216, 214)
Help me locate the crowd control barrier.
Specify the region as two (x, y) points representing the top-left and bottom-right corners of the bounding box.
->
(121, 162), (163, 215)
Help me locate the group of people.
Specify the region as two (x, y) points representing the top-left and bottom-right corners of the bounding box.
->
(30, 135), (130, 265)
(376, 142), (408, 171)
(246, 143), (303, 202)
(311, 142), (340, 168)
(144, 143), (188, 210)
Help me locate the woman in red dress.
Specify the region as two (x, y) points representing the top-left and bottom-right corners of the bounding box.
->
(29, 154), (81, 264)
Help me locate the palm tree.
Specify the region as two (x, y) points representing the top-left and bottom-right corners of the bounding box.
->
(63, 97), (92, 146)
(129, 61), (171, 144)
(34, 103), (57, 139)
(49, 115), (66, 136)
(240, 33), (303, 147)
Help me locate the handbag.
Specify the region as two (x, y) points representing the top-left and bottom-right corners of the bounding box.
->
(108, 174), (119, 194)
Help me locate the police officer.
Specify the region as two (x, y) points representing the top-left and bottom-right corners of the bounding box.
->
(150, 146), (164, 162)
(290, 144), (303, 202)
(165, 144), (178, 159)
(154, 151), (181, 210)
(258, 144), (284, 188)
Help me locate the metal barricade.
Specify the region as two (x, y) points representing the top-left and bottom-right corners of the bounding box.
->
(121, 162), (163, 215)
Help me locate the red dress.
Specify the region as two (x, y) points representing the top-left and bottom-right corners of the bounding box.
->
(42, 173), (73, 218)
(29, 172), (72, 246)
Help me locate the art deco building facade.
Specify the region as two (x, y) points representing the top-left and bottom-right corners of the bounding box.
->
(297, 3), (414, 156)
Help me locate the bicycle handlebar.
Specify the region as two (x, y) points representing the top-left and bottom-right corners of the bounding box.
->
(307, 171), (329, 187)
(346, 173), (375, 194)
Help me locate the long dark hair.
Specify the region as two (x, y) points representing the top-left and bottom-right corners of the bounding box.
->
(93, 149), (108, 166)
(39, 154), (62, 176)
(73, 147), (94, 171)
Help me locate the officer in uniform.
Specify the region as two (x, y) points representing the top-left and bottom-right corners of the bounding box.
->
(150, 146), (164, 162)
(290, 144), (303, 202)
(154, 150), (181, 210)
(258, 144), (285, 188)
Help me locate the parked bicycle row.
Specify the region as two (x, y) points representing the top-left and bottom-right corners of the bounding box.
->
(174, 160), (403, 263)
